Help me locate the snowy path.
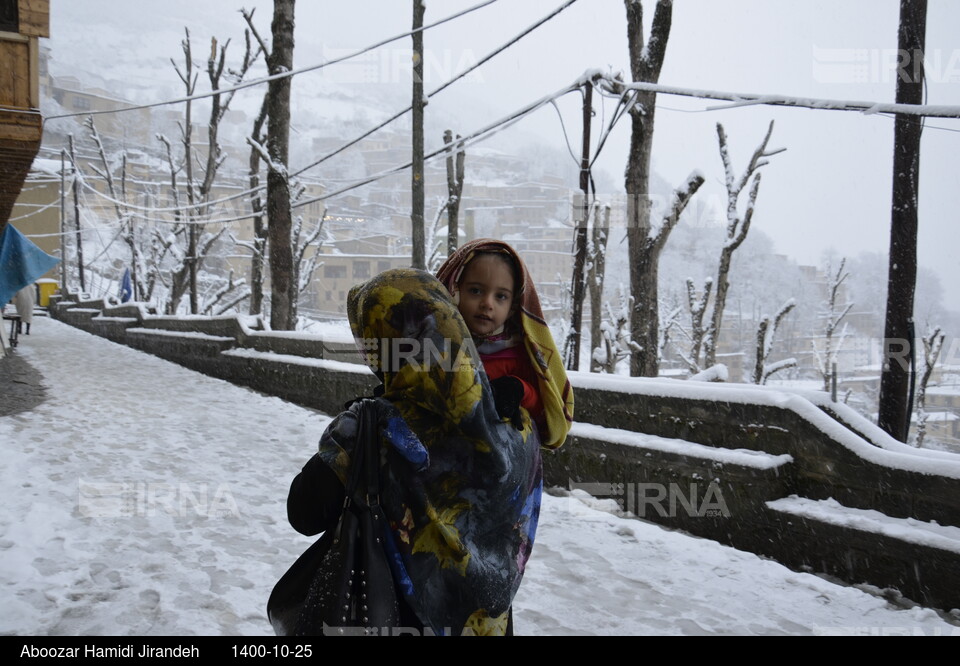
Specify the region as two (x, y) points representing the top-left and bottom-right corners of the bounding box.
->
(1, 317), (957, 636)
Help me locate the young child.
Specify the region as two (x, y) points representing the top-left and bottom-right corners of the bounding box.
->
(436, 239), (574, 450)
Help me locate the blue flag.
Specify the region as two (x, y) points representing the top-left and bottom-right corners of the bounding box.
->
(119, 267), (132, 303)
(0, 224), (60, 307)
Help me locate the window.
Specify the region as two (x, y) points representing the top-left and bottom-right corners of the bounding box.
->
(72, 97), (92, 111)
(0, 0), (18, 33)
(323, 265), (346, 279)
(377, 261), (391, 273)
(353, 261), (370, 279)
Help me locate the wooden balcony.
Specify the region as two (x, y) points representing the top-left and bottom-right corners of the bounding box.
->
(0, 108), (42, 227)
(0, 0), (49, 230)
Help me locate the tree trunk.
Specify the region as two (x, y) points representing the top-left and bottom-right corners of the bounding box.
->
(914, 328), (944, 447)
(410, 0), (426, 269)
(624, 0), (673, 377)
(631, 238), (660, 376)
(248, 99), (268, 316)
(266, 0), (296, 330)
(878, 0), (926, 442)
(705, 245), (735, 367)
(444, 130), (464, 256)
(588, 204), (610, 373)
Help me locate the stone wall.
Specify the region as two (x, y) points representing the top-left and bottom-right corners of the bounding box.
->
(49, 294), (960, 613)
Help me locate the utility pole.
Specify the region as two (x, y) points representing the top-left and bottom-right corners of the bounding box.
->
(68, 135), (85, 292)
(59, 150), (66, 292)
(410, 0), (426, 269)
(563, 80), (593, 371)
(878, 0), (927, 442)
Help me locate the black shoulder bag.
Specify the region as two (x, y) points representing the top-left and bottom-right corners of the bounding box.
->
(267, 399), (401, 636)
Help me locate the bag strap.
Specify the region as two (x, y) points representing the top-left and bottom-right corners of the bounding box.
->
(360, 400), (382, 503)
(344, 398), (381, 506)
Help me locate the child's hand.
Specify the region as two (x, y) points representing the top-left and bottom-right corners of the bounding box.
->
(490, 376), (524, 430)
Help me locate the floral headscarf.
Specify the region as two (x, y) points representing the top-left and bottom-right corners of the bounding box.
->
(320, 268), (542, 636)
(436, 238), (574, 450)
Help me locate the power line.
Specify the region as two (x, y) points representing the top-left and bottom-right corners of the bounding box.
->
(61, 75), (587, 227)
(293, 77), (586, 210)
(45, 0), (584, 221)
(37, 0), (577, 219)
(37, 0), (577, 220)
(42, 0), (500, 123)
(290, 0), (582, 178)
(606, 78), (960, 118)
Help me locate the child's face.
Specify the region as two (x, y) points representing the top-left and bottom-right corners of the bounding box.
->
(456, 254), (516, 337)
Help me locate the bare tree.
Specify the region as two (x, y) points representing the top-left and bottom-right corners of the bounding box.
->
(680, 276), (712, 375)
(659, 299), (683, 367)
(202, 270), (249, 316)
(426, 196), (449, 273)
(879, 0), (927, 442)
(444, 129), (465, 256)
(290, 202), (326, 322)
(588, 202), (611, 373)
(595, 285), (638, 374)
(914, 326), (945, 447)
(84, 119), (143, 301)
(627, 169), (704, 377)
(703, 120), (784, 369)
(264, 0), (296, 329)
(623, 0), (683, 377)
(159, 28), (258, 315)
(241, 8), (271, 317)
(246, 141), (327, 324)
(812, 257), (853, 392)
(752, 299), (797, 385)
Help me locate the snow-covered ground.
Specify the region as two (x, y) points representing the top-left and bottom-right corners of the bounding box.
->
(1, 316), (958, 636)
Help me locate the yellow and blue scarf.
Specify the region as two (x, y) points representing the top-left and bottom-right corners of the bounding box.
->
(319, 268), (542, 636)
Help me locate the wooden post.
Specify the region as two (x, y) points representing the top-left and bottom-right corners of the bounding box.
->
(410, 0), (426, 269)
(59, 150), (66, 292)
(68, 135), (85, 292)
(878, 0), (927, 442)
(563, 80), (593, 370)
(444, 129), (464, 256)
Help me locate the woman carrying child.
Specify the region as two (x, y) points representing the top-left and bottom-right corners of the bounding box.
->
(281, 268), (549, 636)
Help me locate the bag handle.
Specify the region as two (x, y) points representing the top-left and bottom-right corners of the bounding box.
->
(360, 400), (382, 505)
(343, 399), (381, 507)
(332, 400), (373, 543)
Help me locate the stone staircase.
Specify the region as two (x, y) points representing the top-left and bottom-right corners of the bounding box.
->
(49, 295), (960, 613)
(550, 371), (960, 613)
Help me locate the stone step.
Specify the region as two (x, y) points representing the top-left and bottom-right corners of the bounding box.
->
(765, 496), (960, 611)
(546, 421), (799, 542)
